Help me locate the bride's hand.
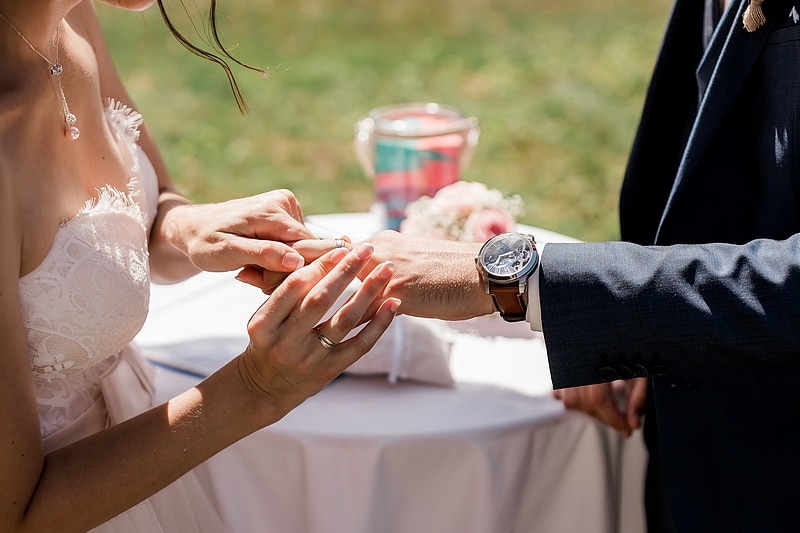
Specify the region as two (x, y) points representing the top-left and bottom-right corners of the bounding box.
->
(239, 242), (400, 417)
(236, 236), (353, 294)
(162, 189), (315, 275)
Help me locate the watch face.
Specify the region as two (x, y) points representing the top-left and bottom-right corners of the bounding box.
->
(479, 233), (537, 280)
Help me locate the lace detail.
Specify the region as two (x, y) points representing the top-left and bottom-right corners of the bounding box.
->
(105, 98), (144, 146)
(104, 98), (159, 229)
(20, 102), (158, 438)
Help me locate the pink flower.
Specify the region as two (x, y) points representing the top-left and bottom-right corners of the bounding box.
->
(434, 181), (490, 214)
(399, 207), (451, 240)
(400, 181), (524, 241)
(463, 208), (517, 241)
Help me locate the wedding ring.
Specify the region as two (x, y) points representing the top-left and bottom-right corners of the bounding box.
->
(334, 238), (345, 249)
(316, 330), (338, 350)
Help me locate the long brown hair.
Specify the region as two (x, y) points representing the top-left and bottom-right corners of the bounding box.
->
(156, 0), (268, 114)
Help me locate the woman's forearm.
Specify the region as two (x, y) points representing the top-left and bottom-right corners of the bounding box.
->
(147, 191), (202, 284)
(23, 358), (271, 533)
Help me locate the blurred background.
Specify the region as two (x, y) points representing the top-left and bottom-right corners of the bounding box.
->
(98, 0), (672, 242)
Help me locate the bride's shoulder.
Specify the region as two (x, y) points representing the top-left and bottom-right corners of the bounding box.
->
(67, 0), (106, 45)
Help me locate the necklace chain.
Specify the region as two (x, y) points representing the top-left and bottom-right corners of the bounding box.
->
(0, 11), (80, 140)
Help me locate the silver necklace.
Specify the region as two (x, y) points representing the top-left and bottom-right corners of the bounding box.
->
(0, 12), (80, 140)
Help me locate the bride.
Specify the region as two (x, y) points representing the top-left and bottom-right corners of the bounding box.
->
(0, 0), (400, 531)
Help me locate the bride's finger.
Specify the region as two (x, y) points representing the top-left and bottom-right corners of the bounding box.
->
(292, 236), (352, 262)
(249, 247), (348, 334)
(235, 265), (287, 294)
(293, 243), (377, 326)
(320, 260), (396, 342)
(252, 243), (375, 333)
(236, 236), (355, 295)
(326, 297), (401, 370)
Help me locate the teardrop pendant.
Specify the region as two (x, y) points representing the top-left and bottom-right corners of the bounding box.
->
(64, 112), (79, 140)
(0, 16), (81, 141)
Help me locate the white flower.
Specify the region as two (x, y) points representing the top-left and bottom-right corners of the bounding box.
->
(399, 181), (524, 242)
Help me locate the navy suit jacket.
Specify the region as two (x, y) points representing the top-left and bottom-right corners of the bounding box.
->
(539, 0), (800, 530)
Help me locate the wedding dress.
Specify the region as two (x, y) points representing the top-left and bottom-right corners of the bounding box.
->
(18, 100), (227, 532)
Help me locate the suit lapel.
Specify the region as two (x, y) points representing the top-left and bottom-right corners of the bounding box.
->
(655, 0), (789, 243)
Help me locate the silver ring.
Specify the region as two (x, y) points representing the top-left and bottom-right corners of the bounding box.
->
(317, 331), (338, 350)
(334, 238), (345, 249)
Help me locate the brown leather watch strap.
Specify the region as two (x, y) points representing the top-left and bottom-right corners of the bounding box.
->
(488, 284), (527, 322)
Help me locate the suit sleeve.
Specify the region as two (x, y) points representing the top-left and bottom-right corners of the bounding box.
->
(539, 235), (800, 389)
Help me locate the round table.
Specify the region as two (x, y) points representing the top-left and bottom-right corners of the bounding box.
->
(137, 212), (646, 533)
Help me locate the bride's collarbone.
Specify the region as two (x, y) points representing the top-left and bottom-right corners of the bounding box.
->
(3, 36), (129, 190)
(13, 101), (131, 189)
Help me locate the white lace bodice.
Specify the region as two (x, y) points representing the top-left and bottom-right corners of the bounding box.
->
(19, 101), (159, 438)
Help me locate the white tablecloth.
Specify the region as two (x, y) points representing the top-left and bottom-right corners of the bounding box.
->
(137, 212), (646, 533)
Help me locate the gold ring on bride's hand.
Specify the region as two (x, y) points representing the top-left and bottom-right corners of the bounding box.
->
(316, 330), (337, 350)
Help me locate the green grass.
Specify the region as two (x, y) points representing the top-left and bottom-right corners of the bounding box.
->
(98, 0), (672, 242)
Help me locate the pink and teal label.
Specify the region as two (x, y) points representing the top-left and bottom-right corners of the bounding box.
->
(355, 104), (479, 230)
(374, 133), (463, 230)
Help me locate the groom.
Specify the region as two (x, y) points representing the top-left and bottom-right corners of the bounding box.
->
(345, 1), (800, 531)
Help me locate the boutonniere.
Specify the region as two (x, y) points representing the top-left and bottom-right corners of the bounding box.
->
(743, 0), (766, 32)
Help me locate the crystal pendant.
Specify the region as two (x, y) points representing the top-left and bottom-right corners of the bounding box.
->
(65, 113), (79, 140)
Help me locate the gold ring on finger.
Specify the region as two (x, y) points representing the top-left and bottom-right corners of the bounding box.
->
(316, 330), (338, 350)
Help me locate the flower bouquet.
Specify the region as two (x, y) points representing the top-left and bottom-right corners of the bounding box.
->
(399, 181), (524, 242)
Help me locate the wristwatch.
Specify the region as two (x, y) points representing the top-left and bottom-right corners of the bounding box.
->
(475, 232), (539, 322)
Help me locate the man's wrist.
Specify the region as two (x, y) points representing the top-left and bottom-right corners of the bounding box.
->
(475, 233), (539, 322)
(525, 242), (545, 331)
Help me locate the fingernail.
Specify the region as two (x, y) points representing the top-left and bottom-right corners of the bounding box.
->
(329, 247), (348, 262)
(353, 242), (374, 259)
(378, 260), (395, 279)
(282, 252), (305, 270)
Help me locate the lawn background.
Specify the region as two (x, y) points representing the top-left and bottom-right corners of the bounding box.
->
(98, 0), (673, 242)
